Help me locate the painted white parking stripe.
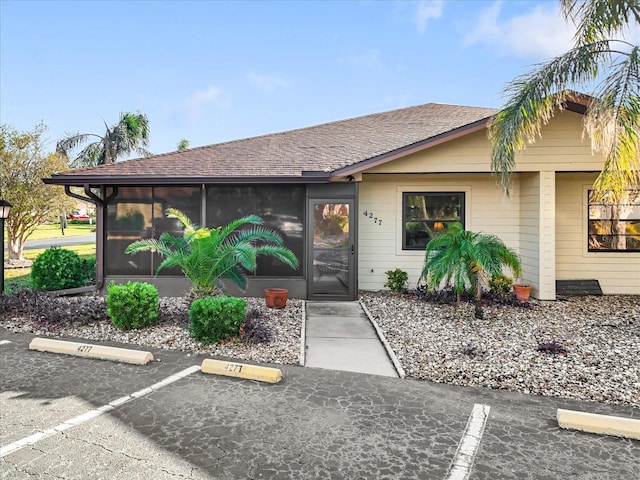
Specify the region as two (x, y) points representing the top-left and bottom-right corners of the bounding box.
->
(0, 365), (200, 457)
(0, 340), (13, 346)
(446, 403), (491, 480)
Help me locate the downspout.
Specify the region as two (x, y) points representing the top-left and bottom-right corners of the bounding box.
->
(64, 185), (118, 291)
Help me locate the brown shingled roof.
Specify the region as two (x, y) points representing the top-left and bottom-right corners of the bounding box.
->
(45, 102), (497, 185)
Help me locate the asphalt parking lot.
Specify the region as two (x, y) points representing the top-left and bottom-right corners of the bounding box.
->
(1, 330), (638, 479)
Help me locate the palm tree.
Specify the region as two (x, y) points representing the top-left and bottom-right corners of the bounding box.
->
(125, 208), (299, 297)
(489, 0), (639, 203)
(421, 223), (521, 302)
(57, 112), (151, 167)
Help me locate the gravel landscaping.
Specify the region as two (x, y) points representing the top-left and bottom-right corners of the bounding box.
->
(361, 291), (640, 409)
(1, 293), (304, 366)
(1, 289), (638, 409)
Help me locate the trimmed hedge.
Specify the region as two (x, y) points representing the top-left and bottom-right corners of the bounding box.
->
(189, 296), (247, 344)
(106, 281), (159, 330)
(31, 247), (86, 291)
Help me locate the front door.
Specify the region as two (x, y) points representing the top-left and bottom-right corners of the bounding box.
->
(308, 200), (355, 300)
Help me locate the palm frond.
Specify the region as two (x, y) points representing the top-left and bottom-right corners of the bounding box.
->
(125, 238), (163, 254)
(164, 208), (198, 233)
(489, 41), (613, 195)
(562, 0), (640, 45)
(254, 245), (299, 268)
(75, 142), (104, 168)
(421, 223), (521, 301)
(56, 132), (100, 156)
(586, 45), (640, 201)
(217, 215), (264, 242)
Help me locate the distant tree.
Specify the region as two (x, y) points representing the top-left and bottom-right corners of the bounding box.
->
(57, 111), (151, 167)
(177, 138), (190, 151)
(0, 123), (75, 260)
(489, 0), (640, 203)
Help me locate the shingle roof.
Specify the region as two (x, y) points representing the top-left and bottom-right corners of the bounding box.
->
(47, 102), (497, 185)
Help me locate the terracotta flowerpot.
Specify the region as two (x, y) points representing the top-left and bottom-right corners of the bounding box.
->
(513, 284), (531, 302)
(265, 288), (288, 309)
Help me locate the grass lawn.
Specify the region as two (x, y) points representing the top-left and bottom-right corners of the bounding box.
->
(3, 222), (95, 241)
(4, 243), (96, 291)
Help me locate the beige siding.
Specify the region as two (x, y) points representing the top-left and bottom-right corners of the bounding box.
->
(356, 111), (638, 296)
(519, 173), (541, 295)
(363, 111), (604, 175)
(555, 173), (640, 295)
(358, 174), (520, 291)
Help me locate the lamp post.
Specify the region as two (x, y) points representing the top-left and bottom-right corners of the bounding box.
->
(0, 199), (12, 294)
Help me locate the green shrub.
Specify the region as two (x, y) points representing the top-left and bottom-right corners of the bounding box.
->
(384, 268), (409, 293)
(31, 247), (86, 291)
(106, 281), (159, 330)
(68, 218), (94, 225)
(189, 296), (247, 344)
(489, 274), (513, 296)
(81, 256), (96, 284)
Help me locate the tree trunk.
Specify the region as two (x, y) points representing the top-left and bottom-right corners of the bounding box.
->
(612, 203), (626, 250)
(7, 233), (24, 261)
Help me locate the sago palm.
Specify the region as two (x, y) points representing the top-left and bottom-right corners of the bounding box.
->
(489, 0), (640, 203)
(57, 111), (151, 167)
(125, 208), (299, 297)
(421, 223), (521, 302)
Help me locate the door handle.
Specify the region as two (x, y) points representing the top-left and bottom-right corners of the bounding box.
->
(351, 244), (354, 255)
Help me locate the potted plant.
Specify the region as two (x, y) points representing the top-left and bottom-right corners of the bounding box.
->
(265, 288), (288, 309)
(513, 282), (531, 301)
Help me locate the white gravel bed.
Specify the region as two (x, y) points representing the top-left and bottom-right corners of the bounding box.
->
(360, 291), (640, 409)
(2, 297), (304, 366)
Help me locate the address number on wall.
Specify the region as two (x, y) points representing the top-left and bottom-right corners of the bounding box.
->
(362, 211), (382, 226)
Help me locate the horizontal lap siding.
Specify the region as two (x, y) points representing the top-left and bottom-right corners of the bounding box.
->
(556, 173), (640, 295)
(358, 174), (520, 291)
(519, 174), (540, 290)
(364, 111), (604, 175)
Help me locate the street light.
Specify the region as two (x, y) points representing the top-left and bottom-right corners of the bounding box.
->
(0, 199), (12, 294)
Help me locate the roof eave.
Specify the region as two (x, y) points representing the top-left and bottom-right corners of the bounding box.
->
(43, 172), (332, 186)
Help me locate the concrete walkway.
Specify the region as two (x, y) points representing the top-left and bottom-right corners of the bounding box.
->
(304, 301), (398, 377)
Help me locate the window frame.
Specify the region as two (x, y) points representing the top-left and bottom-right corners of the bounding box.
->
(402, 191), (465, 250)
(587, 190), (640, 253)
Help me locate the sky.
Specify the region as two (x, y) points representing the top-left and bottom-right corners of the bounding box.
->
(0, 0), (598, 157)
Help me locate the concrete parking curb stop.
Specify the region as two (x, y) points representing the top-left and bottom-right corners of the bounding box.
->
(201, 358), (283, 383)
(557, 408), (640, 440)
(28, 338), (153, 365)
(360, 300), (406, 378)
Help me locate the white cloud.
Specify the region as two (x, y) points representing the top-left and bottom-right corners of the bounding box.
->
(414, 0), (444, 35)
(247, 72), (289, 92)
(184, 86), (224, 124)
(464, 1), (575, 59)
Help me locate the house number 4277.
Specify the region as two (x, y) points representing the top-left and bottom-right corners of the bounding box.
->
(362, 211), (382, 226)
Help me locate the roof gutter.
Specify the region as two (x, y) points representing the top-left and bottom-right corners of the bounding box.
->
(61, 185), (117, 292)
(44, 173), (332, 186)
(329, 117), (491, 179)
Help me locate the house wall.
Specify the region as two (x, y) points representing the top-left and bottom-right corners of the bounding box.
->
(358, 111), (638, 297)
(364, 110), (600, 175)
(358, 173), (520, 290)
(556, 173), (640, 295)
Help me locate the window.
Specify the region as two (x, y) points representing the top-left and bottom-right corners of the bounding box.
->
(403, 192), (464, 250)
(588, 190), (640, 252)
(105, 186), (201, 276)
